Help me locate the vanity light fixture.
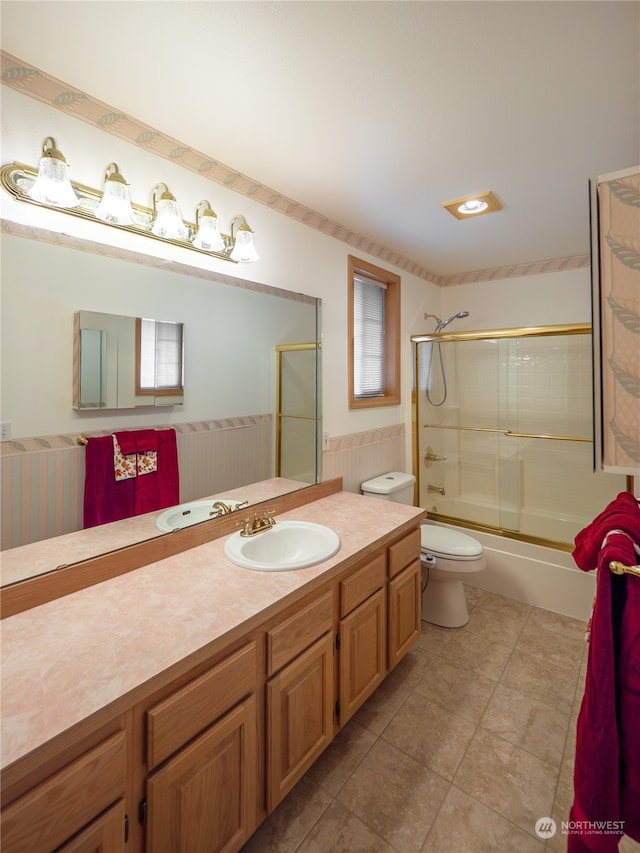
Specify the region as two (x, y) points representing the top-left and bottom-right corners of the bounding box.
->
(192, 200), (225, 252)
(1, 136), (261, 263)
(26, 137), (79, 208)
(151, 182), (189, 240)
(442, 190), (503, 221)
(229, 215), (259, 263)
(95, 163), (136, 226)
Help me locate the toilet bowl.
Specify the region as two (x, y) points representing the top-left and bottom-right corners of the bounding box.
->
(360, 472), (485, 628)
(420, 524), (485, 628)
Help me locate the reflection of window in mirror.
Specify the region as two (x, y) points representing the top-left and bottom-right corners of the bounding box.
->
(135, 318), (184, 396)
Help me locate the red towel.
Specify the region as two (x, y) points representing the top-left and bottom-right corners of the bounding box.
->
(569, 493), (640, 852)
(133, 429), (179, 515)
(113, 430), (137, 456)
(134, 429), (158, 452)
(573, 492), (640, 570)
(84, 429), (179, 527)
(83, 435), (135, 527)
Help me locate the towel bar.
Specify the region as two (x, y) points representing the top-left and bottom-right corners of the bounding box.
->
(609, 561), (640, 578)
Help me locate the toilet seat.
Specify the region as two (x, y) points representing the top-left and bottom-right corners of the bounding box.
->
(420, 525), (483, 561)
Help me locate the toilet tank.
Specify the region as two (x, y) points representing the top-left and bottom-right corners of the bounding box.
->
(361, 472), (416, 505)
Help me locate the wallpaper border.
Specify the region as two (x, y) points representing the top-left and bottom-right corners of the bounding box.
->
(1, 50), (588, 287)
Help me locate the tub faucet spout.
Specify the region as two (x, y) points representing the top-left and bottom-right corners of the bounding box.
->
(427, 484), (445, 495)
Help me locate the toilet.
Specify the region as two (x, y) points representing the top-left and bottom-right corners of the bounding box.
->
(419, 523), (485, 627)
(361, 472), (486, 628)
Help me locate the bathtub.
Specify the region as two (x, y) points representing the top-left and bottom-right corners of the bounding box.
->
(425, 516), (595, 621)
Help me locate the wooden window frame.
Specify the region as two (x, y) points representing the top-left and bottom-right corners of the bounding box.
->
(348, 255), (401, 409)
(135, 317), (184, 397)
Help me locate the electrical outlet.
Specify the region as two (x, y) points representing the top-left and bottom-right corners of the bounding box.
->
(1, 422), (11, 440)
(322, 431), (330, 451)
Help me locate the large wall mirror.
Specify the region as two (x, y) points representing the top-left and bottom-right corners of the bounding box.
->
(0, 228), (321, 586)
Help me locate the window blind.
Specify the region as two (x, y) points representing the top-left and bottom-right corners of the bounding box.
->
(139, 319), (183, 391)
(353, 274), (386, 397)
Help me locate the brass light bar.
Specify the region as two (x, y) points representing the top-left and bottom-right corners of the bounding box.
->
(1, 162), (238, 263)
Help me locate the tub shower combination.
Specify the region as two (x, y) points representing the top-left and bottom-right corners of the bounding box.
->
(412, 321), (627, 550)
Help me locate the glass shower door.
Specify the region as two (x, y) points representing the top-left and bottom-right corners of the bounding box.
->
(413, 326), (626, 547)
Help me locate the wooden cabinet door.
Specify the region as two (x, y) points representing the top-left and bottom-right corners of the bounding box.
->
(339, 587), (386, 726)
(388, 558), (421, 670)
(267, 632), (334, 812)
(146, 695), (257, 853)
(56, 800), (126, 853)
(1, 731), (126, 853)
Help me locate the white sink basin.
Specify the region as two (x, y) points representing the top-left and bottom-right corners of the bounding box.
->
(156, 499), (247, 532)
(224, 520), (341, 571)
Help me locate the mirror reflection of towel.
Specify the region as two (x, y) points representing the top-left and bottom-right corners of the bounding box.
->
(84, 429), (179, 527)
(85, 436), (135, 527)
(134, 429), (179, 516)
(113, 435), (137, 481)
(114, 430), (158, 480)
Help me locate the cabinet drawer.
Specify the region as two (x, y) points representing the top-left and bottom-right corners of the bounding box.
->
(340, 554), (386, 617)
(388, 527), (421, 577)
(267, 590), (333, 676)
(147, 641), (257, 769)
(1, 730), (126, 853)
(56, 799), (125, 853)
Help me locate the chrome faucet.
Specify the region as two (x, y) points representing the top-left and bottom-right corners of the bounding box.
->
(427, 484), (445, 495)
(239, 510), (277, 537)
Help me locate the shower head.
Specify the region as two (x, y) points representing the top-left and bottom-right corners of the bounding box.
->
(434, 310), (470, 331)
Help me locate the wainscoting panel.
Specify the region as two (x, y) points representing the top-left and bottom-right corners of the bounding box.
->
(321, 424), (406, 494)
(0, 416), (272, 551)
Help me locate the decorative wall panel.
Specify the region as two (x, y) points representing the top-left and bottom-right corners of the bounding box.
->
(591, 167), (640, 475)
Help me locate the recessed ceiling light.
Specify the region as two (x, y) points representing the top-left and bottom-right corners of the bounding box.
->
(442, 190), (502, 220)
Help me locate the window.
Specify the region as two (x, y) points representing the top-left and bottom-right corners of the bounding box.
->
(348, 255), (400, 409)
(136, 318), (184, 396)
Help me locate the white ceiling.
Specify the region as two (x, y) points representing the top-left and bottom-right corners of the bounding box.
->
(1, 1), (638, 278)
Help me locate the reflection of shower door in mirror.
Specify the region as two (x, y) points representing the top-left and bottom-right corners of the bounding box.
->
(276, 344), (321, 483)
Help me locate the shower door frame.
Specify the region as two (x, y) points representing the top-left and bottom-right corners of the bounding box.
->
(411, 322), (605, 552)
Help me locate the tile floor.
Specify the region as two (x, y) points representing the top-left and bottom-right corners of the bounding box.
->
(241, 586), (640, 853)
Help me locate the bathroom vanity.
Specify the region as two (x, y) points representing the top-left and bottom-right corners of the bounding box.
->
(1, 480), (425, 853)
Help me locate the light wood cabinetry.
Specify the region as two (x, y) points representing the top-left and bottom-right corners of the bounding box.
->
(144, 641), (259, 853)
(339, 587), (387, 724)
(388, 559), (421, 670)
(1, 512), (423, 853)
(146, 696), (257, 853)
(1, 730), (127, 853)
(387, 527), (422, 671)
(55, 800), (126, 853)
(146, 642), (257, 770)
(267, 632), (334, 811)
